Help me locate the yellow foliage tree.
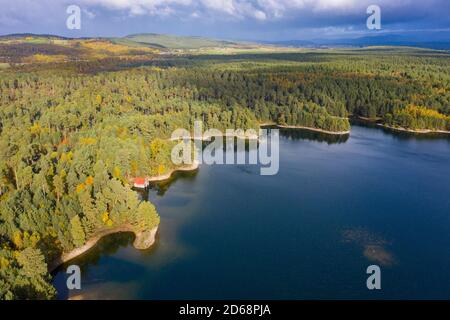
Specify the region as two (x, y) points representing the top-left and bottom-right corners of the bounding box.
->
(101, 211), (109, 223)
(13, 231), (23, 249)
(85, 176), (94, 186)
(76, 183), (85, 193)
(157, 164), (166, 176)
(113, 167), (122, 180)
(79, 137), (97, 145)
(30, 123), (41, 134)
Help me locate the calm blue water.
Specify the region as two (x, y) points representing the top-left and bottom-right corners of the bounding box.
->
(53, 124), (450, 299)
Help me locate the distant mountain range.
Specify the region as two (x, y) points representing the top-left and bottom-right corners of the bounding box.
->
(265, 33), (450, 50)
(2, 32), (449, 50)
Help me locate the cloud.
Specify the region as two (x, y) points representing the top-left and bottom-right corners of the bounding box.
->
(0, 0), (448, 39)
(1, 0), (448, 22)
(81, 0), (191, 16)
(83, 9), (97, 19)
(73, 0), (375, 20)
(67, 0), (448, 26)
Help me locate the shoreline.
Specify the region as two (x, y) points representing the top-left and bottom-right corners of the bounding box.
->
(353, 116), (450, 134)
(169, 123), (351, 140)
(259, 122), (350, 135)
(146, 161), (200, 183)
(275, 124), (350, 135)
(48, 225), (158, 273)
(353, 116), (382, 122)
(170, 133), (259, 142)
(377, 123), (450, 134)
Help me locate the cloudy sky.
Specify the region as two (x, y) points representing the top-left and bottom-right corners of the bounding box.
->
(0, 0), (449, 41)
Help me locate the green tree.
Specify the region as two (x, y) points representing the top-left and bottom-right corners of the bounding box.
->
(70, 215), (86, 248)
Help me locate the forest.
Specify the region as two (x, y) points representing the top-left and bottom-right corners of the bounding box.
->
(0, 37), (449, 299)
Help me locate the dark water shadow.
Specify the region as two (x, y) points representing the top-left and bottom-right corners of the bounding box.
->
(52, 232), (151, 300)
(148, 169), (200, 197)
(144, 137), (261, 196)
(275, 126), (350, 145)
(52, 233), (134, 274)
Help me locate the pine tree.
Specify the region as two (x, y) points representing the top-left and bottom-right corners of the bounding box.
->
(70, 215), (86, 248)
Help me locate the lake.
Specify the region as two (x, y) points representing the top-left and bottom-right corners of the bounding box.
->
(53, 124), (450, 299)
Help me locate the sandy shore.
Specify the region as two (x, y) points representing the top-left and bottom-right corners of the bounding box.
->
(354, 116), (382, 122)
(48, 225), (158, 273)
(276, 124), (350, 135)
(354, 117), (450, 134)
(170, 132), (259, 142)
(378, 123), (450, 134)
(259, 122), (350, 135)
(147, 161), (200, 183)
(169, 123), (350, 140)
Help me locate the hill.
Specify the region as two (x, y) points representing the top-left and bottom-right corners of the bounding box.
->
(118, 33), (244, 50)
(0, 33), (261, 52)
(267, 33), (450, 50)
